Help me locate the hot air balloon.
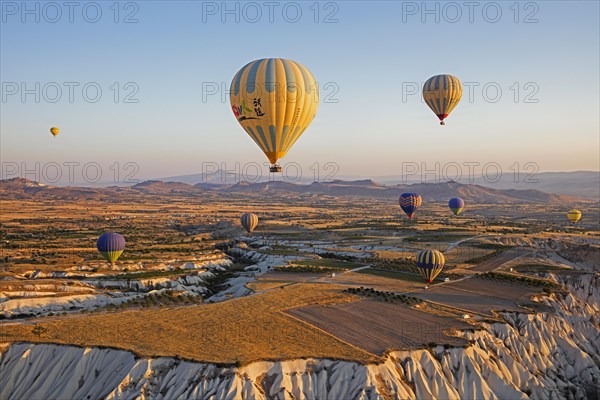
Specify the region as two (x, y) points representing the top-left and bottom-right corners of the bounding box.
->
(448, 197), (465, 216)
(50, 127), (60, 137)
(97, 232), (126, 265)
(399, 193), (422, 219)
(241, 213), (259, 233)
(230, 58), (319, 172)
(567, 209), (581, 223)
(416, 249), (445, 286)
(423, 74), (462, 125)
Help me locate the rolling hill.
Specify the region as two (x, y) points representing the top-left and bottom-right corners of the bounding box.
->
(159, 170), (600, 199)
(0, 177), (587, 205)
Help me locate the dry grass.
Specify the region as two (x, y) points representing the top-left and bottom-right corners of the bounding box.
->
(319, 271), (426, 292)
(1, 283), (376, 364)
(245, 280), (291, 292)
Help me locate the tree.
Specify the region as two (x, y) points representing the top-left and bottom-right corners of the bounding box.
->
(32, 324), (48, 338)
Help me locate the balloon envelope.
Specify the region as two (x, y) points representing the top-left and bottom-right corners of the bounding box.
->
(567, 209), (581, 223)
(241, 213), (259, 233)
(97, 232), (126, 264)
(50, 127), (60, 137)
(416, 249), (445, 283)
(423, 75), (462, 125)
(399, 193), (422, 219)
(448, 197), (465, 215)
(230, 58), (319, 165)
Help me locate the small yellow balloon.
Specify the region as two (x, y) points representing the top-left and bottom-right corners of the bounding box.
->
(567, 209), (581, 223)
(50, 127), (60, 137)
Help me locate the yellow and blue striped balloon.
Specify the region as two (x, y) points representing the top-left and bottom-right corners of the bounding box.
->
(416, 249), (445, 283)
(241, 212), (259, 233)
(230, 58), (319, 167)
(423, 74), (462, 125)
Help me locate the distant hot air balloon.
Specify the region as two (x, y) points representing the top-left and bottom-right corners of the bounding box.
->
(416, 249), (445, 285)
(50, 127), (60, 137)
(230, 58), (319, 172)
(241, 213), (259, 233)
(399, 193), (422, 219)
(567, 209), (581, 223)
(448, 197), (465, 216)
(97, 232), (126, 265)
(423, 74), (463, 125)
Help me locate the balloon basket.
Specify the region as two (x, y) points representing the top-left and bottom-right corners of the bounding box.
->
(269, 165), (282, 173)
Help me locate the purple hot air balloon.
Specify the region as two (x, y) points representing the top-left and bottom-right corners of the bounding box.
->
(448, 197), (465, 216)
(97, 232), (126, 264)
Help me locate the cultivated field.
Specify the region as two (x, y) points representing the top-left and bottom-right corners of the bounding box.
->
(412, 277), (546, 316)
(286, 299), (471, 354)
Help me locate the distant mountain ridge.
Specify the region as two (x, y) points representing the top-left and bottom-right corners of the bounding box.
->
(216, 179), (582, 204)
(376, 171), (600, 200)
(157, 170), (599, 199)
(0, 177), (589, 205)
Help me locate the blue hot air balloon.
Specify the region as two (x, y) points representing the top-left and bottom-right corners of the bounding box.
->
(97, 232), (126, 264)
(399, 193), (422, 219)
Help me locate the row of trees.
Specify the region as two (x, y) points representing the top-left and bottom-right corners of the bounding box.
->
(344, 287), (422, 305)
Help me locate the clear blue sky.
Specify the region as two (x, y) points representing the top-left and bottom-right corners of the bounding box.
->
(1, 1), (599, 183)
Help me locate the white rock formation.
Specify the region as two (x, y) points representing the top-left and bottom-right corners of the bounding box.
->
(1, 274), (598, 399)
